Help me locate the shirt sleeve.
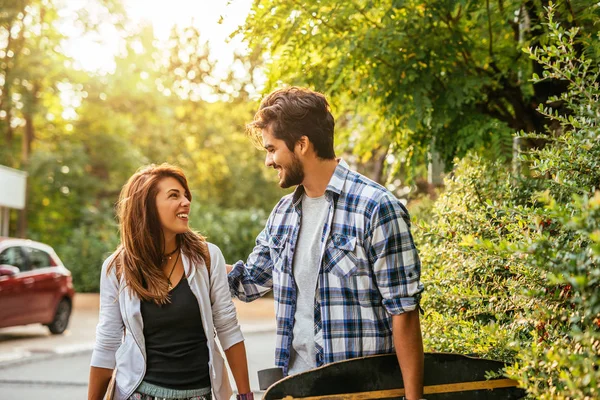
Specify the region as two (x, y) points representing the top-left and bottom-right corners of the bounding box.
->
(366, 194), (424, 315)
(90, 255), (124, 369)
(227, 224), (275, 302)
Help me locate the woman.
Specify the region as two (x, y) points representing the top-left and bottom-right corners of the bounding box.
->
(88, 164), (253, 400)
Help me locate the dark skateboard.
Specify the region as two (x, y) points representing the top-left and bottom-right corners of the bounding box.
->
(262, 352), (526, 399)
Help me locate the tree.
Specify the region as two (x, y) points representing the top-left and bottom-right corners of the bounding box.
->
(238, 0), (600, 171)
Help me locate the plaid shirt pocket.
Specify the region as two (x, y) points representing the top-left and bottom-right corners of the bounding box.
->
(325, 233), (359, 278)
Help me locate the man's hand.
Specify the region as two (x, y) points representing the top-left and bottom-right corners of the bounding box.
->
(393, 310), (424, 400)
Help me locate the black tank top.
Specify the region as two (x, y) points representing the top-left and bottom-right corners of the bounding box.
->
(140, 277), (210, 390)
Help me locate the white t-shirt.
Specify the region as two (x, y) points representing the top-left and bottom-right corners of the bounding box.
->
(287, 193), (329, 375)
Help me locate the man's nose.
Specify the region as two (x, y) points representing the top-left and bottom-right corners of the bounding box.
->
(265, 153), (273, 167)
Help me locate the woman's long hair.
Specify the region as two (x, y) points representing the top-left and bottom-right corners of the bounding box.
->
(108, 163), (209, 304)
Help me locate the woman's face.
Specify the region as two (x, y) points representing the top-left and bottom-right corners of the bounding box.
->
(155, 176), (190, 237)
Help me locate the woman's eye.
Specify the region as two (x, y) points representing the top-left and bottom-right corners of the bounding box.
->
(170, 193), (178, 198)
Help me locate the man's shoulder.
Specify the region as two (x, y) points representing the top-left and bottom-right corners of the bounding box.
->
(344, 168), (397, 204)
(341, 169), (409, 222)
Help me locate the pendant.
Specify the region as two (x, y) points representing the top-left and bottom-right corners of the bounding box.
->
(168, 283), (173, 291)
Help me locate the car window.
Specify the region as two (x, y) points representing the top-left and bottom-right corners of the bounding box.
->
(0, 247), (27, 271)
(24, 247), (52, 270)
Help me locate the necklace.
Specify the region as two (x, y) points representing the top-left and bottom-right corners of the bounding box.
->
(162, 246), (179, 263)
(166, 250), (181, 291)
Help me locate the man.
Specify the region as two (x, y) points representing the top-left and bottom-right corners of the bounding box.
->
(228, 87), (425, 400)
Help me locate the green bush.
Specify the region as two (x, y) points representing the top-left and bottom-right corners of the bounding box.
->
(57, 222), (120, 293)
(190, 203), (269, 265)
(417, 5), (599, 398)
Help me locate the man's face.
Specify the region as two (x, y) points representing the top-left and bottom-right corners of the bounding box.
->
(262, 126), (304, 189)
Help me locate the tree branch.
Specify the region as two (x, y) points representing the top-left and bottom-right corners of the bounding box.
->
(498, 0), (505, 14)
(1, 5), (28, 145)
(352, 1), (384, 30)
(486, 0), (494, 59)
(564, 0), (578, 27)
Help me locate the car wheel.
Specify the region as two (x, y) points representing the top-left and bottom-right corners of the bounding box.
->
(47, 298), (71, 334)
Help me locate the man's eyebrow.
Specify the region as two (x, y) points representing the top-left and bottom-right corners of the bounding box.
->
(264, 144), (274, 150)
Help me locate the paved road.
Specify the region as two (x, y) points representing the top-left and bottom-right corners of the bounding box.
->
(0, 296), (277, 400)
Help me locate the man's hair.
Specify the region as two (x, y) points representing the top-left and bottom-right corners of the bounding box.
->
(247, 86), (336, 159)
(108, 163), (209, 305)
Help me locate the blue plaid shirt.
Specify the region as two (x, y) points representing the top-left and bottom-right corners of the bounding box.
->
(228, 160), (423, 374)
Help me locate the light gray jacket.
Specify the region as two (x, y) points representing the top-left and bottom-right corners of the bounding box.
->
(90, 243), (244, 400)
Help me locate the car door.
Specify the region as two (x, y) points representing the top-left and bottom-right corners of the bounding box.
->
(0, 246), (30, 328)
(21, 246), (60, 324)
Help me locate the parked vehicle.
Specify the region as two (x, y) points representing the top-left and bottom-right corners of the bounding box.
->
(0, 237), (75, 334)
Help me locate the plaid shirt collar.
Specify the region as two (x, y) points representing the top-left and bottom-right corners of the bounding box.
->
(290, 158), (351, 206)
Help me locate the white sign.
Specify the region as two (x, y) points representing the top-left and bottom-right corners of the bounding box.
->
(0, 165), (27, 209)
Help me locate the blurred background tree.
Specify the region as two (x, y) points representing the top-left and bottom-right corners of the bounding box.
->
(0, 0), (282, 290)
(238, 0), (600, 180)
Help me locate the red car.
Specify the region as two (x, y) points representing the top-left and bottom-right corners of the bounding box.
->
(0, 237), (75, 334)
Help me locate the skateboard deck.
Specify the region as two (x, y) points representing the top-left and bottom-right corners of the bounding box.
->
(262, 352), (525, 400)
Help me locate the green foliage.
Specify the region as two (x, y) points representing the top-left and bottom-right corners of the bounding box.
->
(0, 1), (282, 292)
(240, 0), (600, 176)
(416, 6), (600, 397)
(190, 203), (269, 265)
(53, 213), (120, 293)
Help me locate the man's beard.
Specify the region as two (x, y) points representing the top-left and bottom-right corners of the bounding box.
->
(279, 153), (304, 188)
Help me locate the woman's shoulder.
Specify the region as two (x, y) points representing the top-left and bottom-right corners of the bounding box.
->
(206, 241), (223, 257)
(205, 242), (226, 266)
(100, 251), (121, 276)
(101, 252), (115, 268)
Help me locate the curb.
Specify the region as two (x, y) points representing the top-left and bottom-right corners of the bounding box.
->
(0, 345), (94, 369)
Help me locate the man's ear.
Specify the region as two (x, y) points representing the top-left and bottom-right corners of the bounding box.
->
(295, 136), (310, 155)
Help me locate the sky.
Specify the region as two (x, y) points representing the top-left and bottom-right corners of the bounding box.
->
(60, 0), (255, 80)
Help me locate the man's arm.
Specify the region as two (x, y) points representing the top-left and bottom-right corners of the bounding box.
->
(227, 226), (275, 302)
(393, 310), (424, 400)
(366, 194), (425, 398)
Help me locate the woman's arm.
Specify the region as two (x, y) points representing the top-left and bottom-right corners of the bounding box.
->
(208, 244), (252, 397)
(224, 341), (251, 395)
(88, 256), (124, 400)
(88, 366), (113, 400)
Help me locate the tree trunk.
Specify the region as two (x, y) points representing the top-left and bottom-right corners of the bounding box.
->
(371, 149), (387, 184)
(21, 110), (34, 163)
